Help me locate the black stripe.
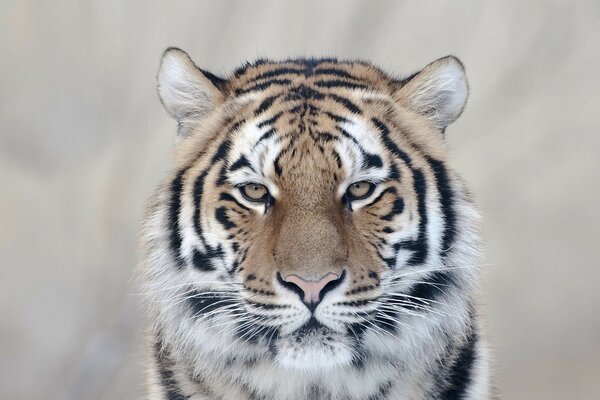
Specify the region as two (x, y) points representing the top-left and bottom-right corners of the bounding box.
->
(367, 186), (396, 208)
(188, 289), (237, 317)
(257, 112), (283, 128)
(219, 192), (251, 211)
(314, 68), (360, 80)
(155, 341), (189, 400)
(314, 79), (369, 90)
(336, 127), (384, 172)
(381, 197), (405, 221)
(371, 118), (413, 165)
(168, 119), (242, 272)
(405, 169), (428, 265)
(215, 207), (236, 229)
(246, 67), (304, 83)
(337, 126), (360, 145)
(426, 156), (457, 257)
(193, 134), (234, 242)
(284, 85), (326, 101)
(371, 118), (429, 267)
(168, 171), (186, 269)
(363, 153), (383, 169)
(253, 128), (276, 148)
(327, 93), (362, 114)
(210, 139), (231, 164)
(389, 163), (401, 180)
(332, 150), (343, 169)
(403, 270), (454, 310)
(440, 331), (477, 399)
(235, 79), (292, 95)
(254, 94), (281, 115)
(192, 172), (208, 246)
(192, 248), (217, 272)
(230, 155), (252, 172)
(323, 111), (350, 123)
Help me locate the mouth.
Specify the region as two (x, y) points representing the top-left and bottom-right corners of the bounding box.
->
(295, 317), (330, 337)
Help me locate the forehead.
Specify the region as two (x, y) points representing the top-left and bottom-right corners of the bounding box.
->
(228, 58), (393, 95)
(226, 59), (397, 163)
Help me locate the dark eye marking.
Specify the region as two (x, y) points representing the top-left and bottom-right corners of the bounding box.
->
(381, 197), (405, 221)
(215, 207), (236, 230)
(219, 192), (251, 211)
(365, 186), (396, 208)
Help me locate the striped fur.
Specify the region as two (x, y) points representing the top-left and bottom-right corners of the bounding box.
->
(140, 48), (492, 399)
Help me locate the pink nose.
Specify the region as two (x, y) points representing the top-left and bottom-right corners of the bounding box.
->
(279, 272), (345, 309)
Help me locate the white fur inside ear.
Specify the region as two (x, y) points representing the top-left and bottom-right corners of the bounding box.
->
(397, 56), (468, 130)
(157, 48), (220, 124)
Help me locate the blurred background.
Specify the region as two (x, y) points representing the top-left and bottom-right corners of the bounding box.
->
(1, 1), (599, 399)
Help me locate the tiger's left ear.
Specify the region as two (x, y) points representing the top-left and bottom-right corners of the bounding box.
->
(157, 48), (226, 136)
(395, 56), (468, 131)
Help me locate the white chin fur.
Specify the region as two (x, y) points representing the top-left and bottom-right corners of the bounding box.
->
(274, 332), (354, 371)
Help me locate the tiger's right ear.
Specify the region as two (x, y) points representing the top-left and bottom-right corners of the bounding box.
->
(157, 48), (226, 133)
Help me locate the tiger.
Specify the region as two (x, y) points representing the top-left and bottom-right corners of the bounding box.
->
(140, 47), (492, 400)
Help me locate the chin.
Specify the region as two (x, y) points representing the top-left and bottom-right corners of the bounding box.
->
(274, 323), (355, 371)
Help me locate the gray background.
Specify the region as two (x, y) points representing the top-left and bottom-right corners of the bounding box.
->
(1, 1), (599, 399)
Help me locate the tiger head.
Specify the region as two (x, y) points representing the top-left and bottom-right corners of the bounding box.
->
(142, 48), (479, 372)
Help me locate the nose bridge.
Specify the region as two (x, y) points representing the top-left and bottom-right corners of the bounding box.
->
(274, 204), (346, 278)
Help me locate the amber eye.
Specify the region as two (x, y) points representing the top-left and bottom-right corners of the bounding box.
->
(240, 183), (269, 202)
(346, 181), (376, 201)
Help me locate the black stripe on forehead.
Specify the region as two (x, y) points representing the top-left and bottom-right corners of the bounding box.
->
(314, 80), (370, 90)
(254, 94), (281, 116)
(235, 79), (292, 95)
(371, 118), (413, 165)
(252, 128), (276, 150)
(283, 84), (325, 101)
(313, 67), (361, 80)
(247, 67), (306, 83)
(257, 112), (284, 128)
(246, 66), (363, 83)
(327, 93), (362, 114)
(229, 155), (252, 172)
(336, 126), (384, 171)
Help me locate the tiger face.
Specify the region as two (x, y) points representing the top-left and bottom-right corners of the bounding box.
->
(144, 49), (477, 373)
